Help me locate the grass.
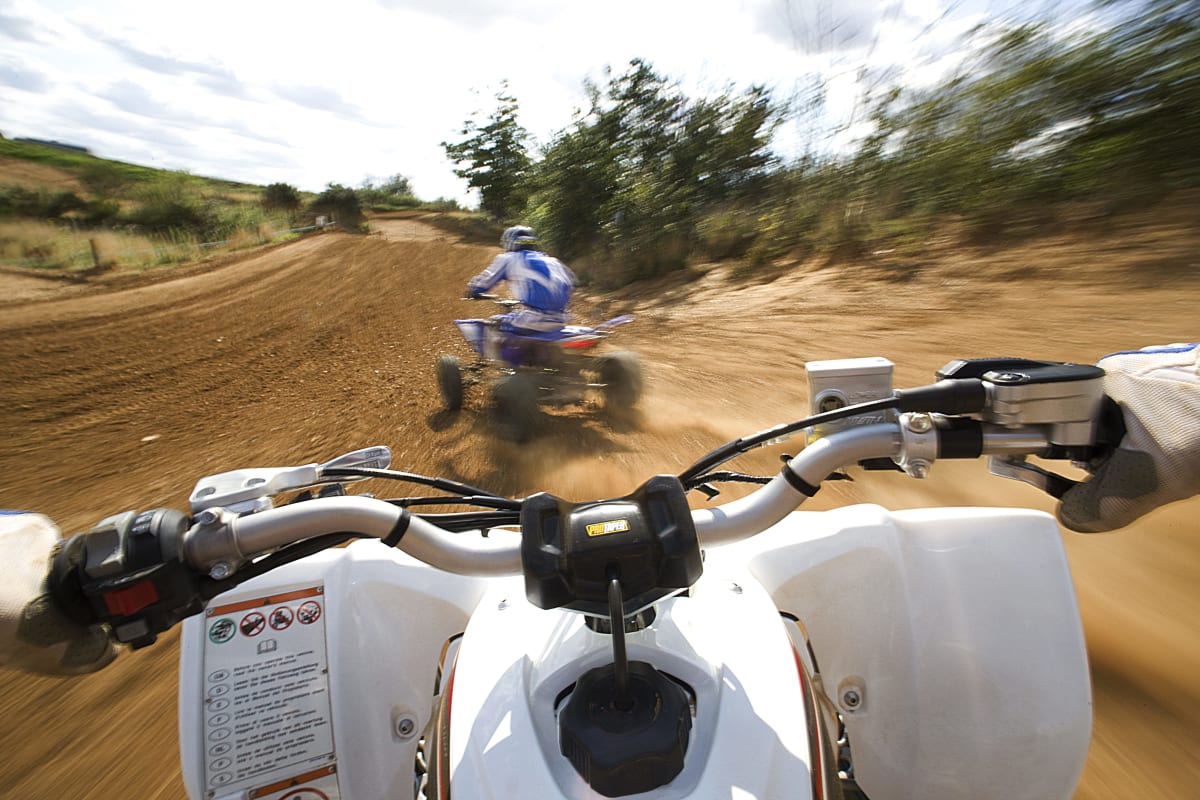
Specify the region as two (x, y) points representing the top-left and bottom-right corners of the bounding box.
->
(0, 217), (304, 272)
(0, 137), (256, 193)
(0, 137), (325, 271)
(0, 136), (473, 274)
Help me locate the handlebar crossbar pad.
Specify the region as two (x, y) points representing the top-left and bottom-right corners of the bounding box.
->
(520, 475), (702, 616)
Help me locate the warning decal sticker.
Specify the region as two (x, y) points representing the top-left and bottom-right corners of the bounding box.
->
(202, 585), (338, 797)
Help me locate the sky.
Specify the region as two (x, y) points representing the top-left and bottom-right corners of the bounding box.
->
(0, 0), (1076, 205)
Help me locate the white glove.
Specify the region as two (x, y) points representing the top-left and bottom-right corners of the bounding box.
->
(0, 512), (117, 674)
(1058, 343), (1200, 532)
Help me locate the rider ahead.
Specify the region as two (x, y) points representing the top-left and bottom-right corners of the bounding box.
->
(467, 226), (577, 333)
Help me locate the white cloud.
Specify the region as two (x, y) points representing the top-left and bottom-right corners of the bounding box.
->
(0, 0), (1064, 204)
(750, 0), (885, 54)
(376, 0), (567, 26)
(0, 56), (50, 91)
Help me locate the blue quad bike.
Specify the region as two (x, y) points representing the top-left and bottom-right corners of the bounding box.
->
(436, 296), (643, 441)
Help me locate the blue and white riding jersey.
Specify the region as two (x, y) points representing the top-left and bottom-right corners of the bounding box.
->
(467, 250), (576, 316)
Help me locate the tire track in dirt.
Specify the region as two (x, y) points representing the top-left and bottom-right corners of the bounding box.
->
(1, 217), (1198, 798)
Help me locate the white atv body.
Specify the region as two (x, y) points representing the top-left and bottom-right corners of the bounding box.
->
(179, 504), (1090, 800)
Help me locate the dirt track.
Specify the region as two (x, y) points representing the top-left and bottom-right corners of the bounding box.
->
(1, 214), (1198, 798)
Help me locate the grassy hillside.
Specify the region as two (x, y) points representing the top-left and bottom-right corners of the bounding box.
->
(0, 137), (318, 271)
(0, 137), (258, 193)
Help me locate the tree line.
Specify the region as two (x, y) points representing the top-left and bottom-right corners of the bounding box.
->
(443, 0), (1198, 285)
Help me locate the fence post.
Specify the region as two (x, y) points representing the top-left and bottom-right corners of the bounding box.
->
(89, 238), (102, 269)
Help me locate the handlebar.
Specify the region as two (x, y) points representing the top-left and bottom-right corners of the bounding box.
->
(466, 292), (522, 309)
(49, 356), (1110, 646)
(183, 417), (1053, 574)
(187, 497), (523, 577)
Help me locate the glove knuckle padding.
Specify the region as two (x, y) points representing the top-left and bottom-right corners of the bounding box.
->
(1059, 449), (1157, 532)
(1061, 345), (1200, 532)
(0, 513), (115, 675)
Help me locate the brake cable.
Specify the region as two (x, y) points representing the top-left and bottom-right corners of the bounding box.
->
(677, 397), (900, 489)
(321, 467), (519, 508)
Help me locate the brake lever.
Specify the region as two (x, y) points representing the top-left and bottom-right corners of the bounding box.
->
(989, 391), (1128, 500)
(988, 456), (1079, 500)
(190, 446), (392, 515)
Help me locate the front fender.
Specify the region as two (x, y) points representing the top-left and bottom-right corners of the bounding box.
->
(720, 504), (1091, 800)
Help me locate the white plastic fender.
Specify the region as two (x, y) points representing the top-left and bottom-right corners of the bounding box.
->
(720, 504), (1092, 800)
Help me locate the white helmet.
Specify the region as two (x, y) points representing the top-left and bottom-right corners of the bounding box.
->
(501, 225), (539, 252)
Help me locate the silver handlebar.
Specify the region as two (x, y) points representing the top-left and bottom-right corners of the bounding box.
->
(181, 419), (1055, 578)
(694, 424), (901, 546)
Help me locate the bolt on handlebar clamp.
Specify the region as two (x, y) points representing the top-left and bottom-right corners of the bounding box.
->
(894, 413), (939, 479)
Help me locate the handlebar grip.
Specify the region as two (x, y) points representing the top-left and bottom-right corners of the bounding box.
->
(48, 509), (207, 648)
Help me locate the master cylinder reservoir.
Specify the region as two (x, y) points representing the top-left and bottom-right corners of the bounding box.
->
(805, 356), (896, 441)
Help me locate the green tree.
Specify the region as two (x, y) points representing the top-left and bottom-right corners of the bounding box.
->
(855, 0), (1200, 229)
(527, 59), (780, 280)
(524, 120), (616, 262)
(442, 84), (531, 220)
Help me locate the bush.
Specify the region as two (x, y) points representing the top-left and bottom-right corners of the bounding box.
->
(204, 198), (271, 243)
(262, 182), (302, 212)
(424, 197), (463, 212)
(309, 184), (365, 230)
(81, 198), (121, 226)
(124, 178), (216, 235)
(0, 186), (86, 219)
(814, 206), (871, 260)
(358, 175), (420, 211)
(695, 207), (759, 260)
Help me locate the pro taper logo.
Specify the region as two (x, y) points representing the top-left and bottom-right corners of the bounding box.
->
(586, 519), (631, 537)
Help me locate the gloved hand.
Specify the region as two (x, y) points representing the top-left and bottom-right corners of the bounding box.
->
(1058, 343), (1200, 532)
(0, 512), (117, 674)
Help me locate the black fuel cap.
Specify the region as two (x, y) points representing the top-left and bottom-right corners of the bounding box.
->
(559, 660), (691, 797)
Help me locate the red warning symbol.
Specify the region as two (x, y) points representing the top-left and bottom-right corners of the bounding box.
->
(269, 606), (294, 630)
(239, 612), (266, 637)
(297, 601), (322, 625)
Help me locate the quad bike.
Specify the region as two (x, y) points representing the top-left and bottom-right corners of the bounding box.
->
(436, 295), (641, 441)
(34, 354), (1115, 799)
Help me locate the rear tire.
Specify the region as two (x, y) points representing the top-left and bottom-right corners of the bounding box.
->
(437, 355), (463, 411)
(493, 373), (539, 441)
(600, 351), (643, 410)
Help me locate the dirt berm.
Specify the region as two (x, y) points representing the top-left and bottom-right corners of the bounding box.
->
(1, 213), (1197, 798)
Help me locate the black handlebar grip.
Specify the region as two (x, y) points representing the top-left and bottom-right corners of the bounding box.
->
(894, 379), (987, 415)
(935, 418), (985, 459)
